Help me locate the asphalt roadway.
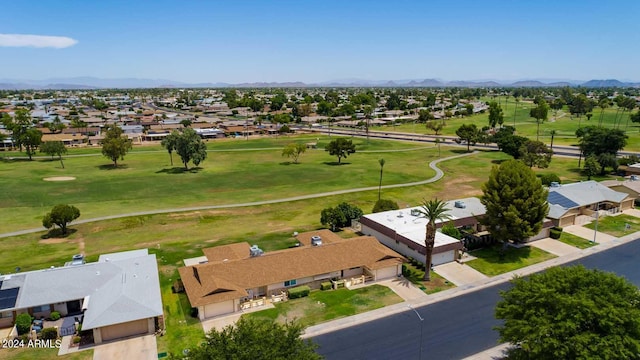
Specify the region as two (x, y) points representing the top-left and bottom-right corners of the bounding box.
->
(312, 237), (640, 360)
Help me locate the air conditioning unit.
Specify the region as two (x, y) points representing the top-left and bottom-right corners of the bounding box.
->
(311, 236), (322, 246)
(454, 201), (466, 209)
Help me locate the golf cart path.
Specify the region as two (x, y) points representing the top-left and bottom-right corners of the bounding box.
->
(0, 151), (476, 238)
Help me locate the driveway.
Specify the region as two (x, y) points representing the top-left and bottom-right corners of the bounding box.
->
(433, 262), (488, 286)
(93, 335), (157, 360)
(377, 278), (428, 301)
(563, 225), (616, 244)
(528, 237), (581, 256)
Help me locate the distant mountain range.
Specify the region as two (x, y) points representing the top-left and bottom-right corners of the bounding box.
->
(0, 77), (638, 90)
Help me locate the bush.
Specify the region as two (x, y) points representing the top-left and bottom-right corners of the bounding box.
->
(41, 327), (58, 340)
(320, 282), (332, 291)
(441, 222), (461, 240)
(190, 307), (199, 318)
(372, 199), (399, 213)
(549, 226), (563, 239)
(49, 311), (61, 321)
(15, 313), (33, 335)
(287, 285), (311, 299)
(539, 173), (561, 186)
(73, 336), (81, 344)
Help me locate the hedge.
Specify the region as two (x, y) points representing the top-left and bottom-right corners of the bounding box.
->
(320, 282), (332, 291)
(49, 311), (61, 321)
(288, 285), (311, 299)
(549, 226), (563, 239)
(41, 327), (58, 340)
(15, 313), (32, 335)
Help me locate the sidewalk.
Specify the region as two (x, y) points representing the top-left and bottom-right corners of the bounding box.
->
(528, 237), (580, 256)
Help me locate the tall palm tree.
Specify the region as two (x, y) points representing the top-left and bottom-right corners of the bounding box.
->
(598, 98), (609, 127)
(377, 158), (385, 200)
(417, 198), (451, 281)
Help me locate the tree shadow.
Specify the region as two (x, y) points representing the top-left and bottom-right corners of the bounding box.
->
(40, 228), (77, 239)
(491, 159), (508, 164)
(279, 161), (301, 166)
(97, 164), (129, 170)
(155, 166), (203, 174)
(323, 161), (350, 166)
(450, 149), (471, 154)
(0, 157), (32, 163)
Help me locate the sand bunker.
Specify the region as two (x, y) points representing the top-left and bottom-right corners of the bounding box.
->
(43, 176), (76, 181)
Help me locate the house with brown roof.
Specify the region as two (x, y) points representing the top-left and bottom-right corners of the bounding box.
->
(178, 230), (405, 320)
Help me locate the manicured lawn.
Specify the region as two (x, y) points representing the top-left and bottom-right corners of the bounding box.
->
(557, 232), (597, 249)
(402, 263), (455, 294)
(466, 245), (556, 276)
(584, 214), (640, 237)
(243, 285), (402, 327)
(0, 135), (439, 233)
(0, 348), (93, 360)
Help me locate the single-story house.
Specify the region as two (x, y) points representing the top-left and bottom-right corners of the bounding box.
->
(601, 178), (640, 203)
(178, 230), (405, 320)
(0, 249), (163, 344)
(360, 197), (554, 264)
(547, 181), (635, 227)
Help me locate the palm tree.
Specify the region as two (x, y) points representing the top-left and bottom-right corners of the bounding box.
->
(549, 129), (557, 150)
(377, 158), (385, 200)
(417, 198), (451, 281)
(597, 98), (609, 127)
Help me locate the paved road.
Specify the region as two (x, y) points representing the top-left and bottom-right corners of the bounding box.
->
(312, 238), (640, 360)
(0, 151), (475, 238)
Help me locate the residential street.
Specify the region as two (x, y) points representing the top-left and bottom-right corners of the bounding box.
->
(312, 236), (640, 360)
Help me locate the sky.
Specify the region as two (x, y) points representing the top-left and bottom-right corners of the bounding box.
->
(1, 0), (639, 84)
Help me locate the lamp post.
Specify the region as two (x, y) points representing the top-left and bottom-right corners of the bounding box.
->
(593, 202), (599, 243)
(408, 305), (424, 360)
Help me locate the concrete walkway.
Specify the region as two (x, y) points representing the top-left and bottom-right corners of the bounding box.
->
(528, 237), (581, 256)
(624, 208), (640, 218)
(377, 278), (429, 301)
(563, 224), (616, 244)
(433, 262), (488, 286)
(0, 151), (477, 239)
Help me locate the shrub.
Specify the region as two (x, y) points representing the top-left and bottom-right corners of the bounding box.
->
(41, 327), (58, 340)
(73, 336), (81, 344)
(287, 285), (311, 299)
(49, 311), (61, 321)
(441, 222), (462, 240)
(15, 313), (32, 335)
(539, 173), (561, 186)
(549, 226), (563, 239)
(190, 307), (199, 318)
(372, 199), (399, 213)
(320, 282), (332, 291)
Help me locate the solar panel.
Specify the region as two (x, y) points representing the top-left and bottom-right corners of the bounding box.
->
(547, 192), (579, 209)
(0, 287), (19, 310)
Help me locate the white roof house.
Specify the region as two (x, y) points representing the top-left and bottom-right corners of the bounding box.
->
(0, 249), (162, 344)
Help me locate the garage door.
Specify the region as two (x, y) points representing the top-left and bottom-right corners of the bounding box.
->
(101, 319), (148, 342)
(559, 215), (575, 227)
(204, 300), (234, 318)
(376, 266), (398, 280)
(432, 251), (454, 266)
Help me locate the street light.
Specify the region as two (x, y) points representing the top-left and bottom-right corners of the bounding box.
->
(592, 202), (599, 243)
(407, 305), (424, 360)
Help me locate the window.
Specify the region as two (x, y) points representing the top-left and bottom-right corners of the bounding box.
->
(284, 279), (297, 287)
(0, 311), (11, 319)
(32, 305), (50, 313)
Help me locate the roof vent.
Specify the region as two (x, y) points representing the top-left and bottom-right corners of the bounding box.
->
(410, 209), (421, 217)
(397, 211), (404, 218)
(550, 182), (560, 188)
(454, 201), (466, 209)
(70, 254), (85, 266)
(631, 175), (639, 181)
(311, 236), (323, 246)
(249, 245), (264, 257)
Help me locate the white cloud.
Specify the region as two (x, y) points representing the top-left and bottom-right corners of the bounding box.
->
(0, 34), (78, 48)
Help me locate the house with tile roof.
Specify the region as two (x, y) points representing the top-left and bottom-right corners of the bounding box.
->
(0, 249), (163, 344)
(178, 230), (405, 320)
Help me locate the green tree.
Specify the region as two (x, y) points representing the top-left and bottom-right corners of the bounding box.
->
(425, 120), (444, 135)
(320, 207), (346, 232)
(42, 204), (80, 235)
(464, 103), (474, 116)
(418, 109), (434, 123)
(385, 93), (402, 110)
(22, 127), (43, 160)
(46, 115), (66, 133)
(440, 222), (461, 240)
(325, 138), (356, 164)
(316, 101), (333, 116)
(529, 99), (549, 141)
(455, 124), (480, 152)
(180, 119), (192, 128)
(181, 317), (322, 360)
(597, 153), (618, 175)
(583, 155), (602, 180)
(160, 132), (179, 166)
(174, 128), (208, 170)
(282, 143), (306, 164)
(480, 160), (549, 253)
(416, 199), (451, 281)
(40, 141), (67, 168)
(519, 140), (552, 168)
(101, 124), (132, 168)
(372, 199), (399, 213)
(495, 266), (640, 360)
(487, 101), (504, 128)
